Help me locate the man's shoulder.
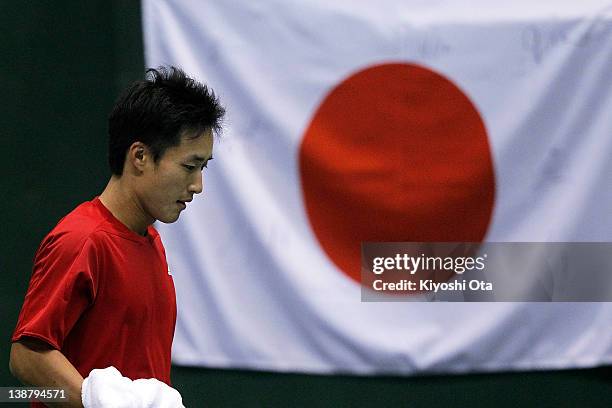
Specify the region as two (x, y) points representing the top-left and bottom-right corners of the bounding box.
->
(41, 200), (109, 251)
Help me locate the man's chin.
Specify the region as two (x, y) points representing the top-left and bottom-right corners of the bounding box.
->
(156, 212), (181, 224)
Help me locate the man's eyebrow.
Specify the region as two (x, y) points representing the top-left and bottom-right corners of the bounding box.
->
(187, 154), (213, 162)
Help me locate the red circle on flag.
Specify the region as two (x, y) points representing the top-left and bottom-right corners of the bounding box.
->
(299, 63), (495, 284)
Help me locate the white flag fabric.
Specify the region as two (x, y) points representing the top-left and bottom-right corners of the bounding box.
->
(143, 0), (612, 374)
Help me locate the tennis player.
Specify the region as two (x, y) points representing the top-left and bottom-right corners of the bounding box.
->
(9, 66), (224, 407)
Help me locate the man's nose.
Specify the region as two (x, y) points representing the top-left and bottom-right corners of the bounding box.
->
(189, 171), (203, 194)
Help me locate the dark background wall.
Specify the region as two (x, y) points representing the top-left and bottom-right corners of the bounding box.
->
(1, 2), (610, 407)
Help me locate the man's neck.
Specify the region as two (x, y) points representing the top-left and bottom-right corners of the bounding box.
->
(98, 176), (153, 236)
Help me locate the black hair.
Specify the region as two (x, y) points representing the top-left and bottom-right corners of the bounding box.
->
(108, 66), (225, 175)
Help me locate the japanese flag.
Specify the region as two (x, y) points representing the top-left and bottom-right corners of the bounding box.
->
(143, 0), (612, 374)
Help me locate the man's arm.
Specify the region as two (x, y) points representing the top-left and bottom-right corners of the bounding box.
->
(9, 337), (84, 408)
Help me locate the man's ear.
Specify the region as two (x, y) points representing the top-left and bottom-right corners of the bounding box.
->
(126, 142), (149, 173)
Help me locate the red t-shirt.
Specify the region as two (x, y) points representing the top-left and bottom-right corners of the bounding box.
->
(12, 197), (177, 406)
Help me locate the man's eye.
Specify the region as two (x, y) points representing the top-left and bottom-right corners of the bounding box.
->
(202, 157), (213, 170)
(183, 164), (196, 171)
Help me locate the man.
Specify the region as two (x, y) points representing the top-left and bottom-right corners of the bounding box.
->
(9, 66), (224, 407)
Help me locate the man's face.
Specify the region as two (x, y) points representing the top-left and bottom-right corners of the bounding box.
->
(138, 129), (214, 224)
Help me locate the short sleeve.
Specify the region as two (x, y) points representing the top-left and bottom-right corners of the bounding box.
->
(12, 233), (99, 350)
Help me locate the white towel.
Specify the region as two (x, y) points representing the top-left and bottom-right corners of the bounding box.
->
(82, 366), (185, 408)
